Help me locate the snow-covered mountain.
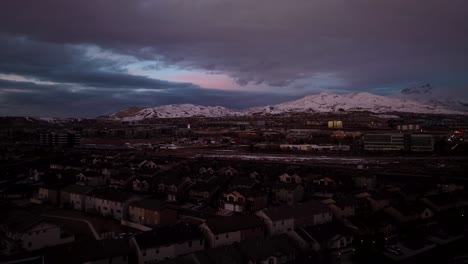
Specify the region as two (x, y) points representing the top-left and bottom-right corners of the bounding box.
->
(109, 91), (468, 120)
(395, 84), (468, 113)
(110, 104), (242, 120)
(400, 84), (434, 95)
(246, 92), (466, 115)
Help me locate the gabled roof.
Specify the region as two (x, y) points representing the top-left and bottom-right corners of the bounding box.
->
(299, 222), (351, 244)
(134, 223), (203, 249)
(62, 184), (94, 195)
(87, 189), (134, 202)
(205, 215), (263, 234)
(262, 200), (331, 221)
(130, 199), (175, 211)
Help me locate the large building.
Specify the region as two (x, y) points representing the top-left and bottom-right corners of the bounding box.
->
(39, 132), (81, 147)
(363, 134), (434, 152)
(328, 120), (343, 129)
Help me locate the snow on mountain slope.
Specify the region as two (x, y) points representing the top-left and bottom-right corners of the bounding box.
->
(245, 92), (466, 115)
(109, 91), (468, 120)
(395, 84), (468, 113)
(111, 104), (243, 120)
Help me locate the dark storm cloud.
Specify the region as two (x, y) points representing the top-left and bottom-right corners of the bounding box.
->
(1, 0), (467, 91)
(0, 35), (195, 90)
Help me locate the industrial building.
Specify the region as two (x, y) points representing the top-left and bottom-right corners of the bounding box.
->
(363, 134), (434, 152)
(39, 132), (81, 147)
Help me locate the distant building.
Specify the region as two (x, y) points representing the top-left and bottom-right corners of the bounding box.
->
(397, 124), (421, 132)
(328, 120), (343, 129)
(39, 132), (81, 147)
(130, 223), (204, 264)
(363, 134), (434, 152)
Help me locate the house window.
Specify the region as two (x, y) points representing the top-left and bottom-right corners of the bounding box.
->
(268, 258), (275, 264)
(200, 239), (204, 245)
(142, 250), (146, 256)
(188, 241), (192, 247)
(156, 248), (159, 254)
(215, 235), (219, 240)
(28, 242), (32, 247)
(281, 220), (284, 225)
(226, 233), (229, 238)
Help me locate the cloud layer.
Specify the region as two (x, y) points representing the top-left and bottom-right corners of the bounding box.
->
(1, 0), (468, 116)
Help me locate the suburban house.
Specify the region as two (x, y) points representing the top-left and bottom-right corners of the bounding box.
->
(128, 199), (178, 226)
(76, 171), (108, 186)
(0, 203), (75, 255)
(37, 185), (61, 205)
(200, 215), (265, 248)
(85, 189), (141, 220)
(129, 223), (205, 264)
(191, 234), (299, 264)
(60, 184), (94, 211)
(256, 200), (333, 236)
(321, 195), (358, 219)
(383, 202), (434, 224)
(272, 183), (304, 205)
(221, 188), (268, 214)
(109, 168), (135, 189)
(279, 173), (302, 184)
(228, 176), (258, 189)
(158, 177), (194, 202)
(292, 222), (354, 258)
(188, 177), (222, 205)
(132, 177), (153, 193)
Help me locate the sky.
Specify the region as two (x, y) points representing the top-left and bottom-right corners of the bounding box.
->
(1, 0), (468, 117)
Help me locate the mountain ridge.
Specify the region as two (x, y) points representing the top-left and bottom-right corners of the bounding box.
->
(109, 91), (468, 120)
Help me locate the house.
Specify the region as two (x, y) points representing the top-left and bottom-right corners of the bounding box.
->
(37, 185), (61, 205)
(383, 202), (434, 224)
(321, 194), (358, 219)
(133, 177), (153, 193)
(221, 189), (268, 214)
(129, 199), (178, 226)
(158, 177), (194, 202)
(278, 173), (302, 184)
(76, 171), (107, 186)
(198, 167), (215, 175)
(256, 200), (333, 236)
(0, 203), (74, 255)
(85, 189), (141, 220)
(228, 177), (258, 189)
(130, 223), (205, 264)
(272, 183), (304, 205)
(220, 167), (239, 177)
(200, 215), (265, 248)
(292, 222), (354, 259)
(191, 234), (299, 264)
(188, 177), (221, 205)
(110, 168), (135, 189)
(313, 176), (335, 186)
(60, 184), (94, 211)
